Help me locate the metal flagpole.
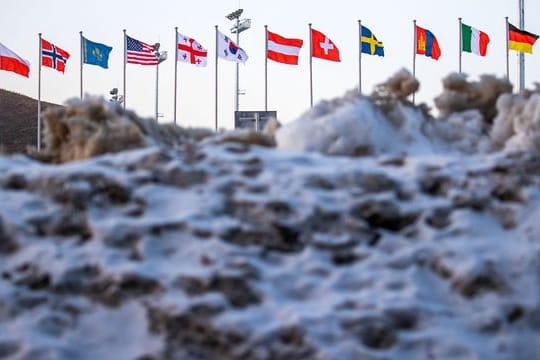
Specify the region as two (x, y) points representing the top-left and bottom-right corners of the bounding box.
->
(38, 33), (42, 151)
(264, 25), (268, 111)
(519, 0), (525, 92)
(358, 19), (362, 94)
(235, 18), (240, 112)
(155, 58), (159, 122)
(123, 29), (127, 111)
(309, 23), (313, 108)
(215, 25), (219, 132)
(412, 20), (417, 105)
(80, 31), (84, 99)
(174, 27), (178, 124)
(458, 18), (463, 73)
(505, 17), (510, 81)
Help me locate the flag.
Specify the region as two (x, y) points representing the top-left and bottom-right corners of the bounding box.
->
(83, 37), (112, 69)
(267, 31), (303, 65)
(177, 32), (207, 67)
(0, 41), (30, 77)
(361, 25), (384, 56)
(311, 28), (340, 62)
(126, 35), (158, 65)
(41, 38), (70, 73)
(416, 25), (441, 60)
(217, 30), (248, 63)
(508, 23), (539, 54)
(461, 23), (490, 56)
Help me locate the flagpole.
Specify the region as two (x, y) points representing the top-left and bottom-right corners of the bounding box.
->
(37, 33), (42, 151)
(458, 18), (463, 73)
(519, 0), (525, 92)
(505, 17), (510, 81)
(264, 25), (268, 112)
(309, 23), (313, 108)
(215, 25), (218, 132)
(174, 27), (178, 124)
(80, 31), (83, 99)
(358, 19), (362, 94)
(123, 29), (127, 111)
(412, 20), (417, 105)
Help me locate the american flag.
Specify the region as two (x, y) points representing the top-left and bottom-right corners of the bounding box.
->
(126, 35), (158, 65)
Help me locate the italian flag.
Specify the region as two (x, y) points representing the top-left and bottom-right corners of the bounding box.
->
(461, 23), (490, 56)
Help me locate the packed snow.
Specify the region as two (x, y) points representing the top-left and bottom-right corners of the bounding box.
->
(1, 70), (540, 359)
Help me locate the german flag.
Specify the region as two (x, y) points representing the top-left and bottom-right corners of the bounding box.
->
(508, 23), (539, 54)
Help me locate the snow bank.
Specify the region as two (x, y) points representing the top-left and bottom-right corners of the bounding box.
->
(276, 69), (518, 157)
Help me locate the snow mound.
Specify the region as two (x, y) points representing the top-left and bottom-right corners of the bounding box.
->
(276, 69), (518, 157)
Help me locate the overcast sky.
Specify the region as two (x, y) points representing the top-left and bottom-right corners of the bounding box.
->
(1, 0), (538, 129)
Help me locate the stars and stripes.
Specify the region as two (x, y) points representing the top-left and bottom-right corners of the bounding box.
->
(41, 38), (70, 73)
(126, 35), (158, 65)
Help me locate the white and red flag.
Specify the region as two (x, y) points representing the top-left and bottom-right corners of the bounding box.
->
(311, 28), (340, 62)
(0, 41), (30, 77)
(177, 32), (207, 67)
(41, 38), (70, 73)
(267, 31), (303, 65)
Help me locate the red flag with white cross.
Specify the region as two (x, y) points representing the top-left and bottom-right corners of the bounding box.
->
(311, 28), (340, 62)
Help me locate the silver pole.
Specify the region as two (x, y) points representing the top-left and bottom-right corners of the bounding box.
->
(38, 33), (42, 151)
(458, 18), (462, 73)
(412, 20), (417, 105)
(309, 23), (313, 108)
(215, 25), (219, 132)
(174, 27), (178, 124)
(505, 17), (510, 81)
(519, 0), (525, 92)
(235, 18), (240, 112)
(80, 31), (83, 99)
(358, 19), (362, 94)
(264, 25), (268, 111)
(123, 29), (127, 111)
(155, 60), (159, 122)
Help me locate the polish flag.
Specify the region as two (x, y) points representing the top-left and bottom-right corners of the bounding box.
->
(311, 28), (340, 62)
(267, 31), (303, 65)
(0, 41), (30, 77)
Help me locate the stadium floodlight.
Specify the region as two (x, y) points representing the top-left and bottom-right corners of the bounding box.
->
(226, 9), (250, 113)
(226, 9), (243, 20)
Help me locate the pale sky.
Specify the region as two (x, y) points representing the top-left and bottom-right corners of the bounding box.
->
(1, 1), (539, 129)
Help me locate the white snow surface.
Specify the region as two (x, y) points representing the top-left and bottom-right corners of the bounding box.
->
(1, 139), (540, 359)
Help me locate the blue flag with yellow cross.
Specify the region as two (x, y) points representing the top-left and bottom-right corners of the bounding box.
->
(361, 25), (384, 57)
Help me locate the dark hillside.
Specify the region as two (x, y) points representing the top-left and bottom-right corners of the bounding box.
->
(0, 89), (61, 153)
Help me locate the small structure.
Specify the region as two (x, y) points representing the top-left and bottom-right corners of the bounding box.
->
(234, 111), (276, 132)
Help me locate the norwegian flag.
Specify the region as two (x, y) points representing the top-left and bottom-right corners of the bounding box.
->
(177, 32), (207, 67)
(41, 38), (70, 73)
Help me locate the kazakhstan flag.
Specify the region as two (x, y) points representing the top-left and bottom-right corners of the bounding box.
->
(361, 26), (384, 57)
(83, 37), (112, 69)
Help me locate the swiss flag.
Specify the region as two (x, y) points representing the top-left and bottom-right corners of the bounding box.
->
(311, 28), (340, 62)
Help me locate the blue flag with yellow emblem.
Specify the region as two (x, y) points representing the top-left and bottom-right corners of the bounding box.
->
(82, 36), (112, 69)
(361, 25), (384, 57)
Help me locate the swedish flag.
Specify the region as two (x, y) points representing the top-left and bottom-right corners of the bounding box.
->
(361, 25), (384, 57)
(83, 37), (112, 69)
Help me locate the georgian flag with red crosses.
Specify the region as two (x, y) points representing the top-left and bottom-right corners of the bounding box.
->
(177, 32), (207, 67)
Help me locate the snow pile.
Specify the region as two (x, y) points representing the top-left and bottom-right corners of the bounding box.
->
(2, 140), (540, 359)
(276, 69), (517, 157)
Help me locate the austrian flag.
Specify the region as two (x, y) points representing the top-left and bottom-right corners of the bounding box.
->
(41, 38), (70, 73)
(177, 32), (207, 67)
(267, 31), (303, 65)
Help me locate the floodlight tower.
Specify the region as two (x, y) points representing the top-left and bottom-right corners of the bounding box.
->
(154, 43), (168, 122)
(226, 9), (251, 112)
